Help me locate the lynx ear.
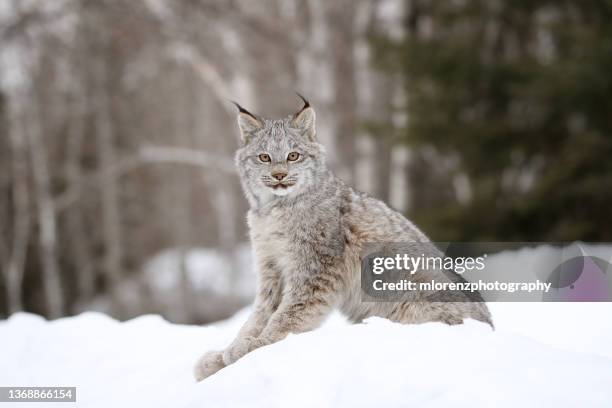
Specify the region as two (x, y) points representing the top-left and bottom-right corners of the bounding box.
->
(232, 101), (262, 144)
(291, 93), (316, 141)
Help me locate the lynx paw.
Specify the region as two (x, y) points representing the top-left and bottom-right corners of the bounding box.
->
(223, 337), (263, 365)
(193, 350), (225, 382)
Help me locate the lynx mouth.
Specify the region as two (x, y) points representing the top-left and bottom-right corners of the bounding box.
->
(270, 182), (295, 190)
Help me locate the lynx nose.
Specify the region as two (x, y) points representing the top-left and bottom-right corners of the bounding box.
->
(272, 171), (287, 181)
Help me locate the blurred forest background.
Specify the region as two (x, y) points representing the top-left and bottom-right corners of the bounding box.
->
(0, 0), (610, 323)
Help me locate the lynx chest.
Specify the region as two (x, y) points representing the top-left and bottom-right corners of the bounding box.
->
(247, 208), (300, 275)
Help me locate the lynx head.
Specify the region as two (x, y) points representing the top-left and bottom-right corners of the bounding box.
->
(234, 94), (327, 205)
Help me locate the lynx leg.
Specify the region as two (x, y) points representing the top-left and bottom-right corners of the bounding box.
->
(193, 263), (282, 381)
(224, 262), (282, 344)
(223, 281), (335, 365)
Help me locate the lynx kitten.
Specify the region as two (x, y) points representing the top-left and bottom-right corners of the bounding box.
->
(194, 95), (492, 381)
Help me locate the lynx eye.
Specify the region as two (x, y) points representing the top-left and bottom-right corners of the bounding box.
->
(287, 152), (300, 162)
(258, 154), (271, 162)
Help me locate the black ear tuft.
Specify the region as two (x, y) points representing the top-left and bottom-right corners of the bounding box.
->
(230, 100), (258, 119)
(294, 92), (310, 114)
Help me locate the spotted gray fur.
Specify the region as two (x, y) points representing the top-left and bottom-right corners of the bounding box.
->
(194, 97), (492, 381)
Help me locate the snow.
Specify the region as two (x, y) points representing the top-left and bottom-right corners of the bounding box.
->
(1, 303), (612, 407)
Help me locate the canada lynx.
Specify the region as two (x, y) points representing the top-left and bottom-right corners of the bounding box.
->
(194, 95), (492, 381)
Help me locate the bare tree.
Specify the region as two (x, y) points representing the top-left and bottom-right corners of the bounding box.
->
(3, 101), (31, 314)
(64, 80), (96, 307)
(326, 0), (358, 183)
(93, 54), (125, 314)
(25, 84), (64, 318)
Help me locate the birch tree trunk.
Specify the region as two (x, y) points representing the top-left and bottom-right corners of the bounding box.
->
(368, 44), (396, 203)
(4, 104), (30, 315)
(64, 84), (95, 306)
(326, 0), (358, 183)
(26, 89), (64, 318)
(94, 58), (124, 314)
(172, 69), (196, 323)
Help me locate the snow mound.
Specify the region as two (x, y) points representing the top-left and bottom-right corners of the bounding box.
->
(191, 317), (611, 408)
(1, 305), (612, 407)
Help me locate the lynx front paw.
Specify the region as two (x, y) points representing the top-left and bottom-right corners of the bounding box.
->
(193, 350), (226, 382)
(223, 337), (263, 365)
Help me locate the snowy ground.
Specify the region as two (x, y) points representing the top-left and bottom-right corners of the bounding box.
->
(1, 303), (612, 408)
